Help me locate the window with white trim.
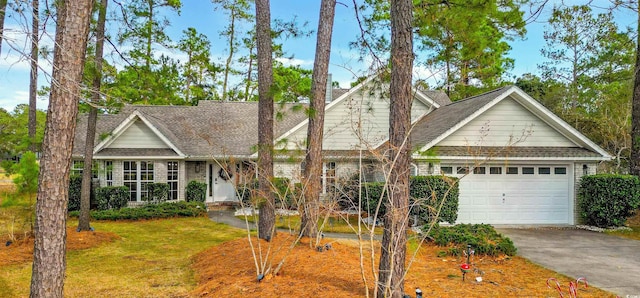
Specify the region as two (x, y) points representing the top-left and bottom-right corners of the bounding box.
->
(456, 166), (469, 174)
(473, 167), (486, 174)
(167, 161), (178, 200)
(440, 166), (453, 175)
(123, 161), (154, 202)
(538, 167), (551, 175)
(104, 161), (113, 186)
(410, 163), (418, 176)
(323, 162), (336, 194)
(72, 160), (84, 176)
(71, 160), (99, 179)
(489, 167), (502, 174)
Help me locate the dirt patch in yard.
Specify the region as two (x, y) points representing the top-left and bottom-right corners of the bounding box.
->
(0, 227), (119, 266)
(626, 210), (640, 227)
(192, 234), (615, 297)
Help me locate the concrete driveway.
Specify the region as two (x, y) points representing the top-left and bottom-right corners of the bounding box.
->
(497, 228), (640, 297)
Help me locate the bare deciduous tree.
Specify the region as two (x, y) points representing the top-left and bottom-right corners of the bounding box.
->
(29, 0), (94, 295)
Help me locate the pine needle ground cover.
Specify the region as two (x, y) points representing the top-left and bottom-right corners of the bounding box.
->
(192, 235), (616, 297)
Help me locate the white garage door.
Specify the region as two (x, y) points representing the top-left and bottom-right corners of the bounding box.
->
(448, 165), (572, 225)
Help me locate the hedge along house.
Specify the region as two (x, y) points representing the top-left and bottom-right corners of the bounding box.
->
(72, 74), (610, 225)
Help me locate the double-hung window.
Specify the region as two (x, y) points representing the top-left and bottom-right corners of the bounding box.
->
(123, 161), (154, 202)
(167, 161), (179, 200)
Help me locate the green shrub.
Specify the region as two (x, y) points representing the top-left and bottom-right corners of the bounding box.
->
(236, 179), (257, 206)
(68, 175), (83, 211)
(236, 178), (300, 209)
(411, 176), (459, 224)
(145, 183), (169, 203)
(1, 160), (15, 176)
(95, 186), (129, 210)
(68, 201), (207, 220)
(356, 176), (459, 224)
(273, 177), (299, 209)
(12, 151), (39, 194)
(335, 174), (361, 210)
(578, 174), (640, 227)
(428, 224), (517, 256)
(185, 180), (207, 202)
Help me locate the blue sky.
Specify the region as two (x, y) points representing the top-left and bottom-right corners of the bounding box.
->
(0, 0), (636, 112)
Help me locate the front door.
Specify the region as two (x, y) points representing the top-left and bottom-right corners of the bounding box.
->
(207, 162), (237, 202)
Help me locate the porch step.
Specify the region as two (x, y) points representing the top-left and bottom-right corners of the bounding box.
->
(205, 202), (239, 211)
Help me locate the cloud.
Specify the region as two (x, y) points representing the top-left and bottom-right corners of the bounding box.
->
(276, 57), (313, 67)
(0, 90), (30, 112)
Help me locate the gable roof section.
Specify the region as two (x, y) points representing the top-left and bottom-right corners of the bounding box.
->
(411, 87), (509, 149)
(73, 102), (307, 159)
(93, 110), (185, 157)
(411, 85), (611, 159)
(275, 73), (448, 145)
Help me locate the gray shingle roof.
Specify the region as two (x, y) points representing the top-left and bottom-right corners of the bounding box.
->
(73, 84), (606, 161)
(74, 113), (128, 156)
(331, 88), (350, 101)
(420, 90), (452, 106)
(73, 101), (308, 158)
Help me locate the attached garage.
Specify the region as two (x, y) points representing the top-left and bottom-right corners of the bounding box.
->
(448, 164), (573, 225)
(409, 86), (611, 226)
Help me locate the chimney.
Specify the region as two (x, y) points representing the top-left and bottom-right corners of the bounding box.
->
(325, 73), (333, 103)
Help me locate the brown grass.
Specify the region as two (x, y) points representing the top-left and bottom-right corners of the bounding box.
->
(192, 234), (615, 297)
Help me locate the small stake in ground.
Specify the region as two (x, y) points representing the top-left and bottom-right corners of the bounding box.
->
(547, 277), (588, 298)
(460, 244), (473, 281)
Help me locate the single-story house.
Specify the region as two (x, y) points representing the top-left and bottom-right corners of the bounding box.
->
(72, 74), (611, 225)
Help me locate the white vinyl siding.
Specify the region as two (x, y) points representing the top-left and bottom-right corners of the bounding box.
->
(438, 97), (576, 147)
(109, 119), (168, 149)
(274, 162), (299, 180)
(282, 86), (435, 151)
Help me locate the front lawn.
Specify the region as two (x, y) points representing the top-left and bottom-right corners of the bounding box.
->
(238, 213), (383, 234)
(0, 217), (245, 297)
(0, 216), (618, 297)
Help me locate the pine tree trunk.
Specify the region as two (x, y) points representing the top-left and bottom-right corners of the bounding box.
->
(28, 0), (38, 152)
(78, 0), (108, 232)
(29, 0), (93, 296)
(255, 0), (275, 241)
(0, 0), (7, 55)
(631, 4), (640, 176)
(222, 10), (236, 101)
(300, 0), (336, 238)
(377, 0), (413, 297)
